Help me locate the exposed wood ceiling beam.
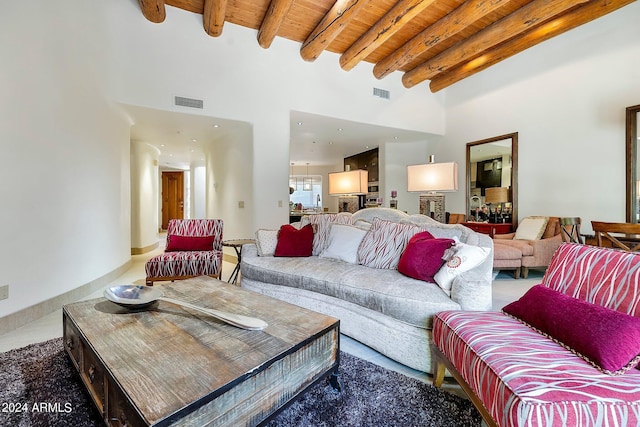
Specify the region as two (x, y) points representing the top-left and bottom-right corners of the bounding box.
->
(258, 0), (296, 49)
(340, 0), (436, 71)
(203, 0), (228, 37)
(373, 0), (515, 80)
(138, 0), (166, 23)
(403, 0), (590, 88)
(300, 0), (368, 62)
(428, 0), (636, 92)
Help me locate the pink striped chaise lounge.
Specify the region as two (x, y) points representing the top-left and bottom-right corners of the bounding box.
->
(432, 242), (640, 426)
(145, 219), (223, 285)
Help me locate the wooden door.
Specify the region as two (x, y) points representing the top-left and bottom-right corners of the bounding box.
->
(161, 171), (184, 230)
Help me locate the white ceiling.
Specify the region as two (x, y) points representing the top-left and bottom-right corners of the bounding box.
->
(122, 105), (432, 169)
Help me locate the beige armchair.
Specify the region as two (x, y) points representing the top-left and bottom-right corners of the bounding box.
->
(493, 217), (563, 278)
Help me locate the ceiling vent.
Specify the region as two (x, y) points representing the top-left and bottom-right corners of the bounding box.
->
(373, 87), (390, 100)
(174, 96), (204, 109)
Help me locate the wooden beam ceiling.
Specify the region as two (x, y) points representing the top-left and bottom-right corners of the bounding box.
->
(142, 0), (636, 92)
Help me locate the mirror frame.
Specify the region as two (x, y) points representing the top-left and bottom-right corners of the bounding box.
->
(626, 104), (640, 223)
(466, 132), (519, 226)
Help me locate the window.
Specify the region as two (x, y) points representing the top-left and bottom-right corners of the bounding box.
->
(289, 175), (322, 209)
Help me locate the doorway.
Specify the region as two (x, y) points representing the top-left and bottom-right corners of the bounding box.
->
(161, 171), (184, 230)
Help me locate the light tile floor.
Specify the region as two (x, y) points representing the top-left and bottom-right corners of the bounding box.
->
(0, 242), (539, 397)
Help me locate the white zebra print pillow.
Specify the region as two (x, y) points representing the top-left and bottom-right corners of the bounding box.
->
(357, 218), (424, 269)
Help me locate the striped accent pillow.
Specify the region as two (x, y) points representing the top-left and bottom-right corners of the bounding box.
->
(358, 218), (424, 269)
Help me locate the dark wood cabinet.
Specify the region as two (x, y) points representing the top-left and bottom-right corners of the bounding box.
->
(344, 148), (378, 182)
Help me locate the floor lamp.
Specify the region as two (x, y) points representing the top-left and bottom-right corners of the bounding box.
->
(407, 156), (458, 223)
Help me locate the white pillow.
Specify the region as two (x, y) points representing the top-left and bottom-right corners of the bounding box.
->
(434, 239), (491, 295)
(514, 216), (549, 240)
(319, 224), (368, 264)
(255, 229), (279, 256)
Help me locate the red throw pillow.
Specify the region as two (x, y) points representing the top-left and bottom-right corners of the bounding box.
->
(397, 232), (454, 283)
(165, 235), (215, 252)
(274, 224), (314, 257)
(503, 285), (640, 375)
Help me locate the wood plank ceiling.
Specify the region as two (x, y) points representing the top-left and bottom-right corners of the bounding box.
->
(137, 0), (635, 92)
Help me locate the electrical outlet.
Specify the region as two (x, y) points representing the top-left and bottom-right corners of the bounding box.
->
(0, 285), (8, 301)
(278, 200), (283, 207)
(238, 201), (245, 208)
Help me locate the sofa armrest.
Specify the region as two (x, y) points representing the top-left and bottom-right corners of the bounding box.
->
(525, 234), (564, 266)
(450, 238), (494, 311)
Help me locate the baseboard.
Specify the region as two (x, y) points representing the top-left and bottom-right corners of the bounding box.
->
(131, 241), (159, 255)
(0, 259), (133, 336)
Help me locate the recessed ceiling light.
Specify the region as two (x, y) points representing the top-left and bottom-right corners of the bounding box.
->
(297, 121), (303, 125)
(191, 139), (197, 142)
(213, 124), (220, 128)
(338, 128), (343, 131)
(394, 136), (399, 140)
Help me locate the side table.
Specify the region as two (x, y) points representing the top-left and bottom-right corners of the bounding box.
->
(222, 238), (255, 284)
(462, 222), (512, 238)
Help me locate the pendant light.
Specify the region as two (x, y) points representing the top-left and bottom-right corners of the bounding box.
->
(303, 162), (312, 191)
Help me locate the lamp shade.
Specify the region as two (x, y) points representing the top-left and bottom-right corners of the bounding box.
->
(485, 187), (509, 204)
(328, 170), (368, 195)
(407, 162), (458, 192)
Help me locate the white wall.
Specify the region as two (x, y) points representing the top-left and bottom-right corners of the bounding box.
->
(434, 3), (640, 234)
(104, 0), (446, 232)
(0, 0), (131, 317)
(190, 164), (206, 218)
(131, 142), (160, 249)
(205, 125), (254, 240)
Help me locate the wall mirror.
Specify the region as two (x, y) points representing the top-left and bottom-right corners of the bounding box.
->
(626, 104), (640, 222)
(466, 133), (518, 226)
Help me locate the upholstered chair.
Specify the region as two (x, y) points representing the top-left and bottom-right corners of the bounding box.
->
(145, 219), (223, 285)
(493, 216), (563, 278)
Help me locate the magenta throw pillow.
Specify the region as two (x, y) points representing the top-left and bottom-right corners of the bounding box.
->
(503, 284), (640, 374)
(397, 232), (454, 283)
(165, 235), (215, 252)
(274, 224), (314, 257)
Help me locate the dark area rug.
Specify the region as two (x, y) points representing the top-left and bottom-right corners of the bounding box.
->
(0, 338), (480, 427)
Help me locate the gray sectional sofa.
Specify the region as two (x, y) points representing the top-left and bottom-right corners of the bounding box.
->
(240, 208), (493, 373)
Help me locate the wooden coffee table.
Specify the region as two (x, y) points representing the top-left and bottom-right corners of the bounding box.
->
(63, 277), (340, 427)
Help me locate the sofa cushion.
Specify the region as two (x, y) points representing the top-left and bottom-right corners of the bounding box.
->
(358, 218), (424, 269)
(319, 224), (367, 264)
(514, 216), (549, 240)
(397, 233), (454, 283)
(255, 229), (279, 256)
(240, 252), (460, 328)
(434, 240), (491, 296)
(492, 239), (534, 256)
(274, 224), (314, 257)
(165, 235), (215, 252)
(503, 284), (640, 374)
(433, 311), (640, 427)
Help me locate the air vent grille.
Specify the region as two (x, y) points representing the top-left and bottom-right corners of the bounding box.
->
(174, 96), (204, 109)
(373, 88), (390, 100)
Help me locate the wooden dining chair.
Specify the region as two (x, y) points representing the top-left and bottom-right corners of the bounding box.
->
(591, 221), (640, 252)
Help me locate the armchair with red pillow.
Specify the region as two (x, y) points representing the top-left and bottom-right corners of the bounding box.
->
(145, 218), (223, 285)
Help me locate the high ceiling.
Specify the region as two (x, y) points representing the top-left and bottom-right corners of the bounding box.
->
(124, 104), (430, 168)
(137, 0), (634, 92)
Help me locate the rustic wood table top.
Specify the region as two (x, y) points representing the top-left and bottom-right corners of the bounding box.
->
(63, 277), (339, 426)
